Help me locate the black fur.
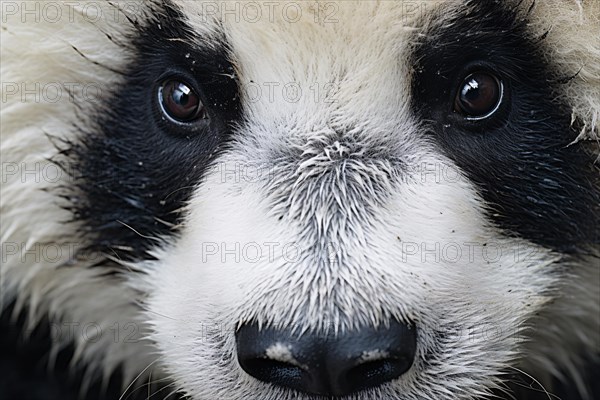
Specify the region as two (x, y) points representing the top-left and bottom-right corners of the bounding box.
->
(62, 1), (241, 261)
(0, 302), (183, 400)
(411, 0), (600, 253)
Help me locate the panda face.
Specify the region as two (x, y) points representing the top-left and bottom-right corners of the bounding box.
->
(1, 0), (599, 399)
(90, 1), (596, 399)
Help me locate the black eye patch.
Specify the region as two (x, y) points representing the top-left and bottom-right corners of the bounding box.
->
(62, 2), (241, 261)
(411, 0), (600, 253)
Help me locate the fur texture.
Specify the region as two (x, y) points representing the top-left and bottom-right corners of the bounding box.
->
(1, 1), (599, 399)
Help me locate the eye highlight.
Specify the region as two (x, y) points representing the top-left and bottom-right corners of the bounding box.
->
(454, 72), (503, 120)
(159, 79), (207, 123)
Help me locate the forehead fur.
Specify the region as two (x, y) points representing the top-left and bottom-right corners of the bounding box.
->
(172, 0), (600, 142)
(174, 1), (419, 127)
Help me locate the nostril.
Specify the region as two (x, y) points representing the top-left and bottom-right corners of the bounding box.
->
(236, 325), (319, 393)
(346, 357), (413, 392)
(328, 321), (417, 395)
(241, 358), (305, 386)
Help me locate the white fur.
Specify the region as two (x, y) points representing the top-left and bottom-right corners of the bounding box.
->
(0, 1), (160, 390)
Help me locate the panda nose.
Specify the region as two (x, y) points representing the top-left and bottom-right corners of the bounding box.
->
(235, 320), (417, 396)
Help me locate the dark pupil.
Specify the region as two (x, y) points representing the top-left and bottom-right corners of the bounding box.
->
(457, 73), (500, 117)
(163, 81), (201, 121)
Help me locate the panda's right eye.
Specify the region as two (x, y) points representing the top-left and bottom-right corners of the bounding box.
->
(159, 79), (207, 123)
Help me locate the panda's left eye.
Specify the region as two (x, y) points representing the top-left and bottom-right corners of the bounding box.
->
(159, 79), (207, 123)
(454, 72), (503, 120)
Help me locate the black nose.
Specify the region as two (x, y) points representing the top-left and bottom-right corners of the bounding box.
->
(235, 320), (417, 396)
